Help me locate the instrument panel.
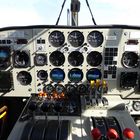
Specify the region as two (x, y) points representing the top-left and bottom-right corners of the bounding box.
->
(0, 25), (140, 99)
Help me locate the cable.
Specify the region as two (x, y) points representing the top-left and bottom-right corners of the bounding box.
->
(85, 0), (97, 25)
(56, 0), (67, 25)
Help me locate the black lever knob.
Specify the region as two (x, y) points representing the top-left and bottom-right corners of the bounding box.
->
(54, 102), (63, 113)
(41, 102), (50, 112)
(28, 101), (37, 111)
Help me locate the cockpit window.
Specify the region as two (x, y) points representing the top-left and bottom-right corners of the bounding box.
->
(0, 0), (139, 27)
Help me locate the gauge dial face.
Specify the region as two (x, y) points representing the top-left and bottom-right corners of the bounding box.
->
(68, 51), (84, 66)
(87, 51), (102, 66)
(0, 47), (10, 69)
(55, 84), (65, 94)
(43, 84), (54, 94)
(50, 68), (65, 82)
(77, 84), (87, 94)
(68, 68), (83, 83)
(37, 70), (48, 81)
(68, 30), (84, 47)
(49, 30), (65, 47)
(17, 71), (32, 85)
(133, 101), (140, 111)
(49, 51), (65, 66)
(34, 54), (47, 66)
(87, 31), (103, 47)
(121, 52), (139, 68)
(14, 51), (30, 68)
(86, 68), (102, 81)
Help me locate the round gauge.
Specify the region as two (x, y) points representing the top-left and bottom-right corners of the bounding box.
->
(55, 84), (65, 94)
(132, 101), (140, 111)
(77, 84), (87, 94)
(86, 68), (102, 81)
(65, 84), (76, 95)
(14, 51), (30, 68)
(48, 30), (65, 47)
(43, 84), (54, 94)
(17, 71), (32, 85)
(68, 51), (84, 66)
(0, 48), (10, 68)
(87, 51), (102, 66)
(37, 70), (48, 81)
(49, 51), (65, 66)
(121, 52), (139, 68)
(68, 30), (84, 47)
(34, 54), (47, 66)
(68, 68), (83, 83)
(87, 31), (104, 47)
(50, 68), (65, 82)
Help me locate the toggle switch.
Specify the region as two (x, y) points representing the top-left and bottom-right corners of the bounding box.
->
(90, 80), (95, 88)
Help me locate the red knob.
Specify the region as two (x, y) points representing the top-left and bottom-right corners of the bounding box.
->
(107, 128), (119, 140)
(123, 128), (135, 139)
(91, 128), (101, 140)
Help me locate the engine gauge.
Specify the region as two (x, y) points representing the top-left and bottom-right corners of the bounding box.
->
(87, 31), (104, 47)
(48, 30), (65, 47)
(68, 68), (83, 83)
(68, 51), (84, 66)
(87, 51), (102, 66)
(49, 51), (65, 66)
(86, 68), (102, 81)
(50, 68), (65, 82)
(68, 30), (84, 47)
(34, 54), (47, 66)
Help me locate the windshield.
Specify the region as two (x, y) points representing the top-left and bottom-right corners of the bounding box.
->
(0, 0), (139, 27)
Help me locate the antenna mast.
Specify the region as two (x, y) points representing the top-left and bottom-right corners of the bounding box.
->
(71, 0), (80, 26)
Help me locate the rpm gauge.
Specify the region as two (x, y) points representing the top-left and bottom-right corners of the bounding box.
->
(87, 31), (103, 47)
(68, 30), (84, 47)
(49, 30), (65, 47)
